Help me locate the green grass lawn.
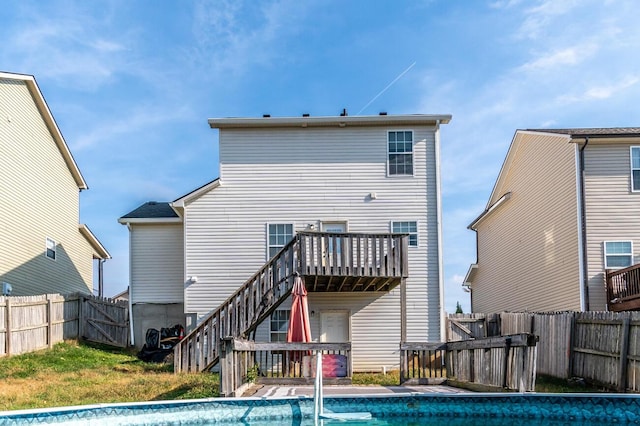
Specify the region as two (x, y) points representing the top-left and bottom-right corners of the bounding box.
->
(0, 341), (219, 411)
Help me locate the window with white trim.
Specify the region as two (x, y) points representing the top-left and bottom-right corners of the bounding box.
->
(392, 221), (418, 247)
(270, 309), (290, 342)
(631, 147), (640, 191)
(268, 223), (293, 259)
(604, 241), (633, 269)
(46, 237), (56, 260)
(388, 130), (413, 176)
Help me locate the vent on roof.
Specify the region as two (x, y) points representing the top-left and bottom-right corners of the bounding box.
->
(340, 108), (348, 117)
(379, 112), (387, 115)
(263, 114), (271, 118)
(302, 113), (310, 117)
(148, 201), (157, 205)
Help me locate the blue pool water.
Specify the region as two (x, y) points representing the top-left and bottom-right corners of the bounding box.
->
(1, 393), (639, 425)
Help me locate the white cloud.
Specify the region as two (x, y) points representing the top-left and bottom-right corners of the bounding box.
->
(557, 75), (640, 103)
(519, 45), (597, 71)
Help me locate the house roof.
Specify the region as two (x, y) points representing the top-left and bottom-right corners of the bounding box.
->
(172, 178), (221, 209)
(0, 71), (88, 190)
(208, 113), (452, 129)
(79, 224), (111, 259)
(118, 201), (182, 224)
(527, 127), (640, 138)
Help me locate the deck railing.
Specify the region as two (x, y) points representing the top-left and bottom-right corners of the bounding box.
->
(444, 333), (538, 392)
(606, 264), (640, 312)
(399, 342), (447, 384)
(174, 232), (408, 373)
(220, 338), (351, 397)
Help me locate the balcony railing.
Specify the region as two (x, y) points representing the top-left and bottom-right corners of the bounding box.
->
(606, 264), (640, 312)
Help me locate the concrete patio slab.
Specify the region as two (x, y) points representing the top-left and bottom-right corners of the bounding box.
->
(245, 384), (470, 398)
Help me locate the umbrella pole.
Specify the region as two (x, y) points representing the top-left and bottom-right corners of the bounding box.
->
(313, 350), (323, 422)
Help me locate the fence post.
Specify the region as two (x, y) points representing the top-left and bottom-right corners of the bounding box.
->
(502, 336), (512, 388)
(617, 316), (631, 392)
(78, 295), (84, 341)
(567, 313), (575, 379)
(220, 337), (234, 397)
(47, 296), (53, 349)
(5, 298), (11, 356)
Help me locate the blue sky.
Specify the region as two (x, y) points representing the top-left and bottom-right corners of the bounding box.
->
(2, 0), (640, 313)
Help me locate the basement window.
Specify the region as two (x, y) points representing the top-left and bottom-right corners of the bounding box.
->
(604, 241), (633, 269)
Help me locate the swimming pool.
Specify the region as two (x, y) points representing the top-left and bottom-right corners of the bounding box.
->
(1, 393), (639, 425)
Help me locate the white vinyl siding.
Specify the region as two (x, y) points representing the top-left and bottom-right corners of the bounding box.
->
(604, 241), (633, 269)
(0, 78), (95, 295)
(470, 132), (581, 313)
(583, 141), (640, 309)
(184, 124), (443, 350)
(129, 224), (184, 304)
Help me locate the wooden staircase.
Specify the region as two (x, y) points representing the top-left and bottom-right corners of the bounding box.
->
(173, 231), (409, 373)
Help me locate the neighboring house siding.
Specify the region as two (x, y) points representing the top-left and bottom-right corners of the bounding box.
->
(583, 140), (640, 310)
(130, 224), (184, 304)
(0, 78), (93, 295)
(471, 133), (581, 313)
(184, 125), (442, 341)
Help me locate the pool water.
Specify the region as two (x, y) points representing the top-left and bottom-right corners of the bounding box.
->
(1, 393), (639, 425)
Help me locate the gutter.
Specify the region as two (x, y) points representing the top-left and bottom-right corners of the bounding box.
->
(467, 192), (512, 230)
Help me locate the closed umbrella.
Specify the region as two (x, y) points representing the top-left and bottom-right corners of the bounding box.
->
(287, 274), (312, 375)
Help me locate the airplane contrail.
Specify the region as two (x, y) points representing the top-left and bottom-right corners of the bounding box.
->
(356, 61), (417, 115)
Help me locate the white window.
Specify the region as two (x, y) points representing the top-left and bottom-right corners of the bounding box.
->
(604, 241), (633, 269)
(46, 237), (56, 260)
(270, 309), (290, 342)
(631, 147), (640, 191)
(268, 223), (293, 258)
(392, 221), (418, 247)
(388, 130), (413, 176)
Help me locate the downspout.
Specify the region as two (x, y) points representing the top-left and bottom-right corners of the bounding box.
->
(434, 119), (447, 341)
(98, 259), (105, 297)
(578, 137), (590, 311)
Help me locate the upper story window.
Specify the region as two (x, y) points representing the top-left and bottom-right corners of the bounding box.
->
(388, 131), (413, 176)
(270, 309), (290, 342)
(392, 221), (418, 247)
(46, 237), (56, 260)
(604, 241), (633, 269)
(268, 223), (293, 259)
(631, 147), (640, 191)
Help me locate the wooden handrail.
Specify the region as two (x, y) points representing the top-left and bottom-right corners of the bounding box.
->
(174, 232), (409, 373)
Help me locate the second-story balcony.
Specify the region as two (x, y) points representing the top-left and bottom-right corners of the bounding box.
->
(296, 231), (409, 292)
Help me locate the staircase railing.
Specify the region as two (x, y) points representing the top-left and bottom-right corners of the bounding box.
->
(174, 236), (299, 373)
(173, 231), (409, 373)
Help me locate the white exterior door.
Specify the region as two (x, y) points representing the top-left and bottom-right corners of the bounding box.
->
(321, 222), (347, 267)
(320, 310), (350, 342)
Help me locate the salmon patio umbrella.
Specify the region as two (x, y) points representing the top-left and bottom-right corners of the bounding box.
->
(287, 273), (312, 344)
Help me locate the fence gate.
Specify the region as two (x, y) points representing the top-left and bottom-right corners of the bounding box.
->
(447, 313), (499, 341)
(80, 295), (129, 348)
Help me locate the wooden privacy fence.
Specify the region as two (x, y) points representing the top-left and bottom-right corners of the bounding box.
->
(400, 334), (537, 392)
(0, 293), (129, 357)
(449, 312), (640, 393)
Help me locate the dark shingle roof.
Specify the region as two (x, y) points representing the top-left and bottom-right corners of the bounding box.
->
(120, 202), (178, 219)
(527, 127), (640, 137)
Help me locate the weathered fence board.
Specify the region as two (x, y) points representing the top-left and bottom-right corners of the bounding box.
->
(0, 293), (129, 357)
(449, 311), (640, 393)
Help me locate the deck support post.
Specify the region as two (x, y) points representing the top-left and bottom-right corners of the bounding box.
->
(400, 278), (407, 343)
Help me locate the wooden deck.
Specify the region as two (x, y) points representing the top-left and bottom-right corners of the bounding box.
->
(606, 264), (640, 312)
(174, 231), (409, 373)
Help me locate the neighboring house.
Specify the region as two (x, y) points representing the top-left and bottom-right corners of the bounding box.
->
(464, 128), (640, 313)
(0, 72), (110, 296)
(119, 113), (451, 371)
